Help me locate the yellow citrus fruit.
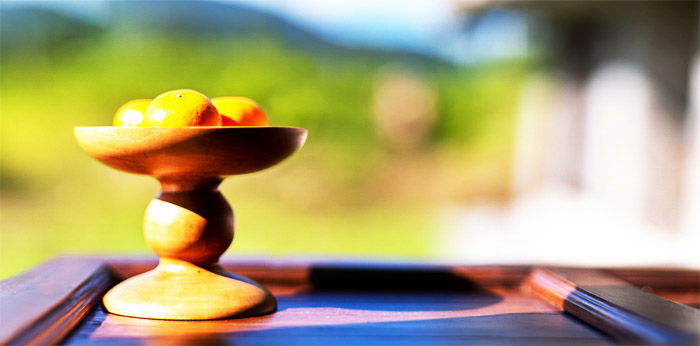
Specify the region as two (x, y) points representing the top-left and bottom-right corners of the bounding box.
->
(113, 99), (151, 126)
(146, 89), (221, 127)
(212, 96), (269, 126)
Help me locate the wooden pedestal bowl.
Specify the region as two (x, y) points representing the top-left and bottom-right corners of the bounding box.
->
(74, 126), (307, 320)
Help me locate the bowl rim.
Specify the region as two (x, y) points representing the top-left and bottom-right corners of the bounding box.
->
(74, 126), (308, 178)
(75, 126), (307, 130)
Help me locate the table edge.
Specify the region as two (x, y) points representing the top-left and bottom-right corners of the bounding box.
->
(1, 256), (697, 345)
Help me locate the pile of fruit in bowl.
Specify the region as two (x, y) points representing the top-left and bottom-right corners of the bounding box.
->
(112, 89), (268, 127)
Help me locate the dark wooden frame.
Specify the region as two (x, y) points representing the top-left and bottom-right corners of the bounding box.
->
(1, 257), (698, 345)
(0, 258), (113, 345)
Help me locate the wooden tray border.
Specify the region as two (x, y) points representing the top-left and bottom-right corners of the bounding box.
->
(0, 257), (113, 345)
(527, 268), (699, 345)
(1, 257), (697, 345)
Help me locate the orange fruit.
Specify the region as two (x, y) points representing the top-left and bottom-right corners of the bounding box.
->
(113, 99), (151, 126)
(146, 89), (221, 127)
(212, 97), (269, 126)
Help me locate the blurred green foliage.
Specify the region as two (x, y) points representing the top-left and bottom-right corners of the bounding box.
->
(0, 4), (529, 278)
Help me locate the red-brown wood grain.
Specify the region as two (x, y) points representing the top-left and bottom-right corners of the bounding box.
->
(0, 257), (113, 345)
(527, 268), (700, 345)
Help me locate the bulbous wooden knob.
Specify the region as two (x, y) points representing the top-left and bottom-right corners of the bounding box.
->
(144, 179), (233, 266)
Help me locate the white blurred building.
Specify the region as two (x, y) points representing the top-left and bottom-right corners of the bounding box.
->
(443, 1), (699, 267)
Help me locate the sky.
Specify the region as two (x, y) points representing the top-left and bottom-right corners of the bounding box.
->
(229, 0), (459, 51)
(2, 0), (528, 63)
(226, 0), (528, 62)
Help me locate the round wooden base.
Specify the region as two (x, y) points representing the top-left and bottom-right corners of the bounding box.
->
(103, 259), (277, 320)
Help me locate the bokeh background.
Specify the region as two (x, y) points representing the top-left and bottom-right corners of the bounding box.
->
(1, 0), (698, 278)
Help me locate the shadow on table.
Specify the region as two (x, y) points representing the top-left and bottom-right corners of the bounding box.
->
(264, 264), (502, 312)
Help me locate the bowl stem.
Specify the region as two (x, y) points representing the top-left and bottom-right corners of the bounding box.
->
(102, 176), (277, 320)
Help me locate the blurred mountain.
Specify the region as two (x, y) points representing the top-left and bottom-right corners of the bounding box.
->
(0, 5), (103, 58)
(1, 0), (451, 67)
